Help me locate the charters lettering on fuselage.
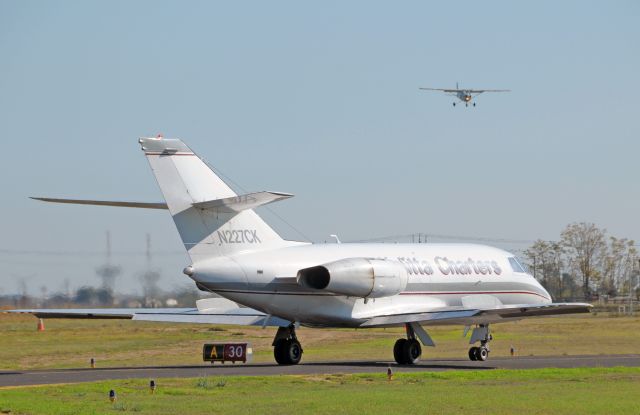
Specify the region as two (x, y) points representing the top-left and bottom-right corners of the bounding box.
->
(217, 229), (261, 244)
(397, 256), (502, 276)
(397, 257), (434, 275)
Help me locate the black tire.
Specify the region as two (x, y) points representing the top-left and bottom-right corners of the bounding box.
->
(402, 339), (422, 365)
(273, 339), (289, 365)
(393, 339), (408, 364)
(468, 347), (478, 361)
(477, 346), (488, 361)
(285, 339), (303, 365)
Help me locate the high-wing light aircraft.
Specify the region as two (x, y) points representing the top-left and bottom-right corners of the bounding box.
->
(420, 83), (510, 107)
(11, 137), (590, 365)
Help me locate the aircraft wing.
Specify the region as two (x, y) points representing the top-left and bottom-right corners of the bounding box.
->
(5, 298), (291, 327)
(359, 302), (592, 328)
(466, 89), (511, 93)
(419, 87), (460, 93)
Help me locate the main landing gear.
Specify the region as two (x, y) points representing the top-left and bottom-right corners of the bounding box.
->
(273, 324), (303, 365)
(468, 324), (492, 361)
(393, 324), (422, 365)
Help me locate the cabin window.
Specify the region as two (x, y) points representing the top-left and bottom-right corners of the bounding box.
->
(508, 257), (527, 273)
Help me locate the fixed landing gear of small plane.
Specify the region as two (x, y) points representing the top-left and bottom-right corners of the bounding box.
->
(273, 324), (303, 365)
(468, 324), (492, 361)
(393, 324), (422, 365)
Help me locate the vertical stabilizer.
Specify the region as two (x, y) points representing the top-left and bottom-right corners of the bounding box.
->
(139, 137), (299, 262)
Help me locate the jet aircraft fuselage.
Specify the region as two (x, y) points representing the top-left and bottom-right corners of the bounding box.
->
(191, 243), (549, 327)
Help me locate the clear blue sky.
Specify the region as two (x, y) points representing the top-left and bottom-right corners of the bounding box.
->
(1, 1), (638, 295)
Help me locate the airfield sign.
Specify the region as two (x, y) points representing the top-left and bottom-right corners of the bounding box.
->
(203, 343), (252, 364)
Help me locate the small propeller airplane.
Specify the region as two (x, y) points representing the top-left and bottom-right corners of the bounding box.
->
(420, 83), (510, 107)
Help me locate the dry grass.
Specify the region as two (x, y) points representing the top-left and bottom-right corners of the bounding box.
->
(0, 312), (638, 370)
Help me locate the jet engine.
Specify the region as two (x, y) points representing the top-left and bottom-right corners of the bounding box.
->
(296, 258), (408, 298)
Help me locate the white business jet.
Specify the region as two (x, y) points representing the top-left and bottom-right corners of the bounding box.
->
(14, 137), (590, 365)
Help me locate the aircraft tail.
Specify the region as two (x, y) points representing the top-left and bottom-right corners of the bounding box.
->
(139, 137), (300, 262)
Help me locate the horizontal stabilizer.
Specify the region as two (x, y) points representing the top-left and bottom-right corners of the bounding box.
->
(192, 191), (293, 213)
(31, 197), (168, 210)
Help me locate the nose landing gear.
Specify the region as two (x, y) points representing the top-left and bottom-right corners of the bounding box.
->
(469, 344), (489, 361)
(468, 324), (492, 361)
(273, 324), (303, 365)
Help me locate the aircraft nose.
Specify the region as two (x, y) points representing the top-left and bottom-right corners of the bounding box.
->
(531, 277), (553, 303)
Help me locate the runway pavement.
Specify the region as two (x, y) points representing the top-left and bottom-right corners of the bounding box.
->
(1, 354), (638, 387)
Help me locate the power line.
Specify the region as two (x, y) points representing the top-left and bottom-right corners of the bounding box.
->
(348, 232), (536, 245)
(200, 156), (313, 243)
(0, 249), (185, 256)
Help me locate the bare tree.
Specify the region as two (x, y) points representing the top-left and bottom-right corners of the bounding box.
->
(524, 240), (564, 298)
(560, 222), (606, 299)
(601, 237), (635, 296)
(613, 238), (637, 296)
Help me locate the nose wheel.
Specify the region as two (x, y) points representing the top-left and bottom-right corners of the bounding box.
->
(468, 345), (489, 361)
(468, 324), (492, 361)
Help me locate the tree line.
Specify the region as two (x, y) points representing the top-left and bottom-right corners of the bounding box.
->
(524, 222), (639, 301)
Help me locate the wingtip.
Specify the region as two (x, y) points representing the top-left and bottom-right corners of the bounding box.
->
(268, 191), (295, 198)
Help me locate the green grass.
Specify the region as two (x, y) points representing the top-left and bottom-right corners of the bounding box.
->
(1, 368), (639, 414)
(1, 313), (639, 370)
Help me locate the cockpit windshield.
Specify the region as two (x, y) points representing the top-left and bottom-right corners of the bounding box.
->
(508, 257), (528, 273)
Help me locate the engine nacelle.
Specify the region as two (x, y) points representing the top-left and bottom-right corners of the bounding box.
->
(296, 258), (408, 298)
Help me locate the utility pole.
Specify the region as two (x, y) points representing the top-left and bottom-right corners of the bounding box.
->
(146, 233), (152, 264)
(140, 233), (161, 301)
(631, 258), (640, 315)
(96, 231), (121, 293)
